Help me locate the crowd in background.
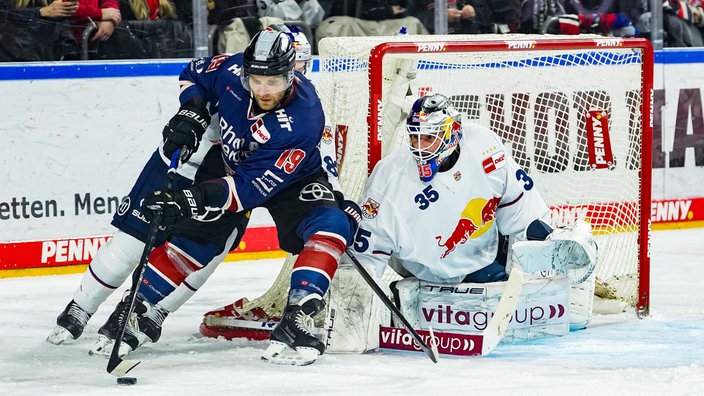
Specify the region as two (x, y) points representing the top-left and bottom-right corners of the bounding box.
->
(1, 0), (704, 62)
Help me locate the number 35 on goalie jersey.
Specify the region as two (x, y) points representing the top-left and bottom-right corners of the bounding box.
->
(351, 122), (552, 284)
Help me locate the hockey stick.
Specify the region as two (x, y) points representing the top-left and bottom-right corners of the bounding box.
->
(480, 267), (524, 356)
(344, 250), (439, 363)
(107, 148), (183, 377)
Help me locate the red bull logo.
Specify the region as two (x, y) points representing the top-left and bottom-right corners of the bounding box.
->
(321, 125), (333, 144)
(361, 198), (380, 219)
(435, 197), (501, 259)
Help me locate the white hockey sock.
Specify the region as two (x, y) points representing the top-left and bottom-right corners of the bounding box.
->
(72, 231), (143, 313)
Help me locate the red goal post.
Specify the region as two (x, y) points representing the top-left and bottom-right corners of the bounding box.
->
(317, 35), (653, 317)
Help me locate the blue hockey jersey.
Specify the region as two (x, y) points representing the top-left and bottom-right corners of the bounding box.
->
(178, 53), (326, 212)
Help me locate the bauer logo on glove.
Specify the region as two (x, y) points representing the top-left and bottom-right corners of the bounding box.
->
(140, 190), (185, 226)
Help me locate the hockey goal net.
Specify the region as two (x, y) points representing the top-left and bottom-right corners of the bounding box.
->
(239, 34), (653, 320)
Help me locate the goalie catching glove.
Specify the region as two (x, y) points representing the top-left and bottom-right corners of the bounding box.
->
(140, 181), (226, 226)
(162, 104), (211, 163)
(512, 220), (598, 285)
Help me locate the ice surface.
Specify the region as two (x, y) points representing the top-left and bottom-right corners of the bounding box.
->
(1, 228), (703, 395)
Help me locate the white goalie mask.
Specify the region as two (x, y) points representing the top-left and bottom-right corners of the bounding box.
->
(406, 94), (463, 182)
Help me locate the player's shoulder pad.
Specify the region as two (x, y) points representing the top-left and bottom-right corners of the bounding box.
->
(187, 53), (242, 76)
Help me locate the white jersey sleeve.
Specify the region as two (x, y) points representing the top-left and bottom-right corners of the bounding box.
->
(352, 122), (550, 283)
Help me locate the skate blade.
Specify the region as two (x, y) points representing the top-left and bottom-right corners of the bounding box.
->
(261, 341), (319, 366)
(46, 326), (74, 345)
(89, 335), (132, 358)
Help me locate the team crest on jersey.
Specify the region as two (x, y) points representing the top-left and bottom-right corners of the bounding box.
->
(321, 126), (333, 144)
(454, 171), (462, 181)
(361, 198), (380, 219)
(192, 58), (206, 74)
(482, 151), (507, 174)
(250, 118), (270, 143)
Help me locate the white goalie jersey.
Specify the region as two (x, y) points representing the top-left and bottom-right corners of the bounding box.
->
(352, 122), (552, 283)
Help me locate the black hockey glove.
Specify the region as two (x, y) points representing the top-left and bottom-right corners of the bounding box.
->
(162, 104), (211, 163)
(140, 187), (206, 227)
(340, 199), (362, 246)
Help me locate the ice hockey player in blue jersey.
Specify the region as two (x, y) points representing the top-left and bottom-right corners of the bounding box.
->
(90, 28), (361, 365)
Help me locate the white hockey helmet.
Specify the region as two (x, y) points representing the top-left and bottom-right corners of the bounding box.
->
(406, 94), (463, 182)
(267, 24), (312, 75)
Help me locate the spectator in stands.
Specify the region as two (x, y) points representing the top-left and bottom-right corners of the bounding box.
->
(256, 0), (326, 29)
(406, 0), (506, 34)
(209, 0), (281, 54)
(661, 0), (704, 46)
(540, 0), (639, 37)
(71, 0), (122, 45)
(567, 0), (638, 36)
(118, 0), (177, 20)
(0, 1), (79, 61)
(315, 0), (428, 42)
(613, 0), (704, 46)
(96, 0), (194, 59)
(447, 0), (498, 33)
(691, 0), (704, 29)
(6, 0), (79, 19)
(116, 0), (192, 21)
(516, 0), (566, 34)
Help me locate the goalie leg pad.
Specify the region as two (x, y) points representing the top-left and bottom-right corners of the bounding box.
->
(323, 264), (386, 353)
(392, 277), (421, 329)
(569, 273), (596, 331)
(396, 276), (571, 342)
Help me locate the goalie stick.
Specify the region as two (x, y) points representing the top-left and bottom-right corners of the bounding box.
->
(344, 250), (439, 363)
(107, 148), (183, 377)
(480, 267), (524, 356)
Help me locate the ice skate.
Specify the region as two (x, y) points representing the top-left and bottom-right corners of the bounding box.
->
(46, 300), (93, 345)
(138, 302), (169, 343)
(88, 291), (147, 358)
(261, 293), (325, 366)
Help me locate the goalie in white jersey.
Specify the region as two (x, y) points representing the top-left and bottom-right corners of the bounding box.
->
(353, 93), (553, 283)
(343, 93), (598, 347)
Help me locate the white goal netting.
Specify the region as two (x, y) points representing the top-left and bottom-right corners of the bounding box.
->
(241, 34), (652, 319)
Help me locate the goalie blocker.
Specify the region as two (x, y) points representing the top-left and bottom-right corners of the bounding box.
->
(200, 221), (598, 356)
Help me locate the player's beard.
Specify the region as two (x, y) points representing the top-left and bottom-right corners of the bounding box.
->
(254, 91), (285, 111)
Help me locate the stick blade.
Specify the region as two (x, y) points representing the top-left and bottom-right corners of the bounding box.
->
(426, 326), (440, 363)
(107, 356), (141, 377)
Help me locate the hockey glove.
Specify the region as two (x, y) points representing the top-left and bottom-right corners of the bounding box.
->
(140, 187), (206, 227)
(162, 104), (211, 163)
(340, 199), (362, 246)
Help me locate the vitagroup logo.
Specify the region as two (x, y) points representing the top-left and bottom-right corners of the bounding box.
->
(379, 326), (482, 356)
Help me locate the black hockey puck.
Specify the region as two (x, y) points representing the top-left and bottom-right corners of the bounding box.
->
(117, 377), (137, 385)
